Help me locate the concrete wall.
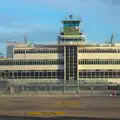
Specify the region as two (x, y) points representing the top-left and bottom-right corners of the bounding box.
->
(78, 78), (120, 84)
(78, 65), (120, 70)
(0, 65), (64, 70)
(8, 79), (59, 84)
(13, 53), (63, 60)
(78, 53), (120, 59)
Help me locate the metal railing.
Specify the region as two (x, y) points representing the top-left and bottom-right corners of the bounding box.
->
(0, 81), (119, 96)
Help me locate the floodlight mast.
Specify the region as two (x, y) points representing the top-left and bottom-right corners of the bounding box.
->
(69, 14), (73, 19)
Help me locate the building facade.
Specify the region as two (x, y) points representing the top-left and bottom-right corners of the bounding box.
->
(0, 16), (120, 85)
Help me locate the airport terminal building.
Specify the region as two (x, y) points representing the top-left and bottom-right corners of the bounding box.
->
(0, 16), (120, 85)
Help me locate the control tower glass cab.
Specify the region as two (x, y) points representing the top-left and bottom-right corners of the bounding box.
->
(58, 15), (86, 45)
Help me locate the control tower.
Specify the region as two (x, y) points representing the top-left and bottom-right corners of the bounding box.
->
(58, 15), (85, 44)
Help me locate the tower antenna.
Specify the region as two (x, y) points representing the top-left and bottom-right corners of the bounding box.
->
(110, 33), (114, 44)
(24, 33), (28, 43)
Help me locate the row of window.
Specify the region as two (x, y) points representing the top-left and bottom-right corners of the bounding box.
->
(14, 49), (64, 54)
(79, 59), (120, 64)
(0, 59), (64, 65)
(59, 38), (84, 42)
(79, 49), (120, 53)
(79, 69), (120, 78)
(63, 21), (80, 24)
(0, 70), (64, 79)
(79, 69), (120, 72)
(14, 48), (120, 54)
(2, 59), (120, 65)
(60, 32), (82, 35)
(64, 23), (79, 26)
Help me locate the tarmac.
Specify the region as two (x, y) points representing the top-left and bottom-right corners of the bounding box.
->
(0, 94), (120, 119)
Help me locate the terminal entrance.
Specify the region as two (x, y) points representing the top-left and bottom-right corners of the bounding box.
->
(107, 84), (120, 90)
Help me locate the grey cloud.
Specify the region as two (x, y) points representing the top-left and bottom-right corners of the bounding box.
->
(20, 0), (93, 12)
(0, 12), (58, 43)
(0, 29), (58, 44)
(0, 14), (16, 25)
(26, 30), (58, 44)
(0, 26), (30, 34)
(0, 21), (57, 43)
(0, 21), (57, 32)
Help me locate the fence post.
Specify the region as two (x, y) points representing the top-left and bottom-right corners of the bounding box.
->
(22, 85), (24, 93)
(77, 84), (80, 94)
(49, 84), (52, 94)
(63, 84), (65, 94)
(91, 84), (93, 96)
(10, 85), (15, 94)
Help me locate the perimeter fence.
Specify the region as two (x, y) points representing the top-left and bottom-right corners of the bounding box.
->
(0, 80), (120, 96)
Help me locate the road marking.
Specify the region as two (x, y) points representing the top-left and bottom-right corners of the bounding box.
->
(51, 101), (80, 108)
(27, 111), (66, 116)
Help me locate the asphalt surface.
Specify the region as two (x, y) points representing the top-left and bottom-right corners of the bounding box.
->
(0, 116), (119, 120)
(0, 95), (120, 120)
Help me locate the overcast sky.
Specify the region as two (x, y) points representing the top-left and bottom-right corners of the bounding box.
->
(0, 0), (120, 55)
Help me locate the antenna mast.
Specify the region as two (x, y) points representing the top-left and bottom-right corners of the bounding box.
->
(24, 33), (28, 43)
(110, 33), (115, 44)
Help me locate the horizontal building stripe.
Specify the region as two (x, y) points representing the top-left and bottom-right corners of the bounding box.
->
(78, 53), (120, 59)
(78, 65), (120, 70)
(7, 79), (58, 84)
(0, 65), (64, 70)
(13, 54), (63, 60)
